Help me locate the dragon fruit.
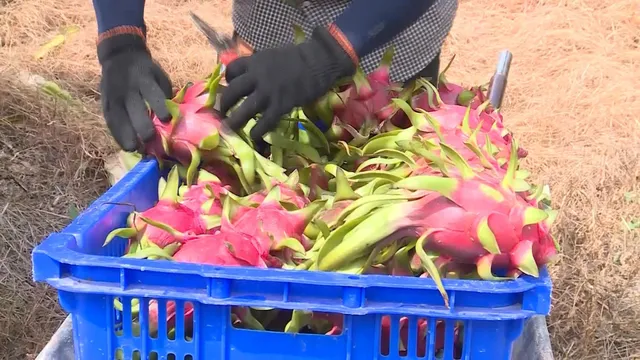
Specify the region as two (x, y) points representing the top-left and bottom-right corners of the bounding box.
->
(411, 55), (485, 111)
(300, 166), (361, 248)
(246, 185), (308, 210)
(393, 95), (527, 169)
(172, 230), (267, 268)
(202, 160), (245, 195)
(284, 310), (343, 335)
(222, 187), (326, 265)
(148, 298), (261, 341)
(297, 163), (330, 201)
(243, 170), (310, 209)
(107, 53), (559, 342)
(178, 169), (230, 216)
(315, 167), (360, 227)
(145, 64), (257, 188)
(148, 301), (263, 340)
(316, 141), (557, 306)
(147, 300), (194, 339)
(378, 316), (462, 358)
(310, 47), (407, 144)
(103, 166), (220, 250)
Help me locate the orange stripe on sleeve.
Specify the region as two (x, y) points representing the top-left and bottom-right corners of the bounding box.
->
(97, 26), (145, 45)
(326, 23), (359, 66)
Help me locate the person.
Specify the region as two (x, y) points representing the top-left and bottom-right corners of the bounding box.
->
(92, 0), (458, 152)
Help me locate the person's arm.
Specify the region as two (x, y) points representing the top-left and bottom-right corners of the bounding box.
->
(92, 0), (173, 152)
(333, 0), (434, 60)
(219, 0), (436, 140)
(93, 0), (146, 39)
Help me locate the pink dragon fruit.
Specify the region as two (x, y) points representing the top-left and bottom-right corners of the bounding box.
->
(310, 47), (406, 144)
(222, 187), (326, 265)
(202, 161), (245, 195)
(314, 167), (360, 227)
(243, 170), (310, 210)
(392, 97), (527, 169)
(148, 300), (194, 338)
(411, 55), (485, 111)
(145, 64), (256, 187)
(379, 316), (461, 358)
(172, 230), (267, 268)
(317, 143), (556, 307)
(297, 163), (331, 201)
(103, 166), (219, 250)
(178, 169), (230, 216)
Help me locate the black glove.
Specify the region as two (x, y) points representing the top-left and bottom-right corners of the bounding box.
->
(98, 32), (173, 152)
(219, 26), (356, 142)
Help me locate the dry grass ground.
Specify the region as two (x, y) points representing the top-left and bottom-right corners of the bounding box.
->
(0, 0), (638, 359)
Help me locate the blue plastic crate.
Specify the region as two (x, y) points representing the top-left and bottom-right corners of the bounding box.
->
(32, 158), (552, 360)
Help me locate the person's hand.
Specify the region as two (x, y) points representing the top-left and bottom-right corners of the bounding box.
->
(220, 25), (357, 142)
(97, 29), (173, 151)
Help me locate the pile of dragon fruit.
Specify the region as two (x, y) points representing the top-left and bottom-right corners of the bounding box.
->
(105, 46), (558, 353)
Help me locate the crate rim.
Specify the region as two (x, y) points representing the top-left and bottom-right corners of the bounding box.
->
(34, 231), (551, 291)
(34, 236), (552, 319)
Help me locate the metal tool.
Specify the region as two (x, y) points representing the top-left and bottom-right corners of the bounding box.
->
(189, 11), (236, 52)
(189, 11), (242, 90)
(487, 50), (513, 111)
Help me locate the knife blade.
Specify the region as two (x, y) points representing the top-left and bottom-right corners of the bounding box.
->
(189, 11), (236, 51)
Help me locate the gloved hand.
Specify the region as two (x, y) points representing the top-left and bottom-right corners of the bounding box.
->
(98, 30), (173, 152)
(220, 25), (357, 142)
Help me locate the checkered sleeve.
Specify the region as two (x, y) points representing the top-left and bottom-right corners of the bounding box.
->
(232, 0), (458, 83)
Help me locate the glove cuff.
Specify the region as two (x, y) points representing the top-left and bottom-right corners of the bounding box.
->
(324, 24), (359, 66)
(97, 26), (148, 65)
(311, 25), (358, 79)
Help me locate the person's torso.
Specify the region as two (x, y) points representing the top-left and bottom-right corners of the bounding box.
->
(231, 0), (459, 82)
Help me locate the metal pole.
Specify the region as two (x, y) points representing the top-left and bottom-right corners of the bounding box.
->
(487, 50), (513, 111)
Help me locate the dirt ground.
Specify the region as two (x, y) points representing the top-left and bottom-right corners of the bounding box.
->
(0, 0), (639, 359)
